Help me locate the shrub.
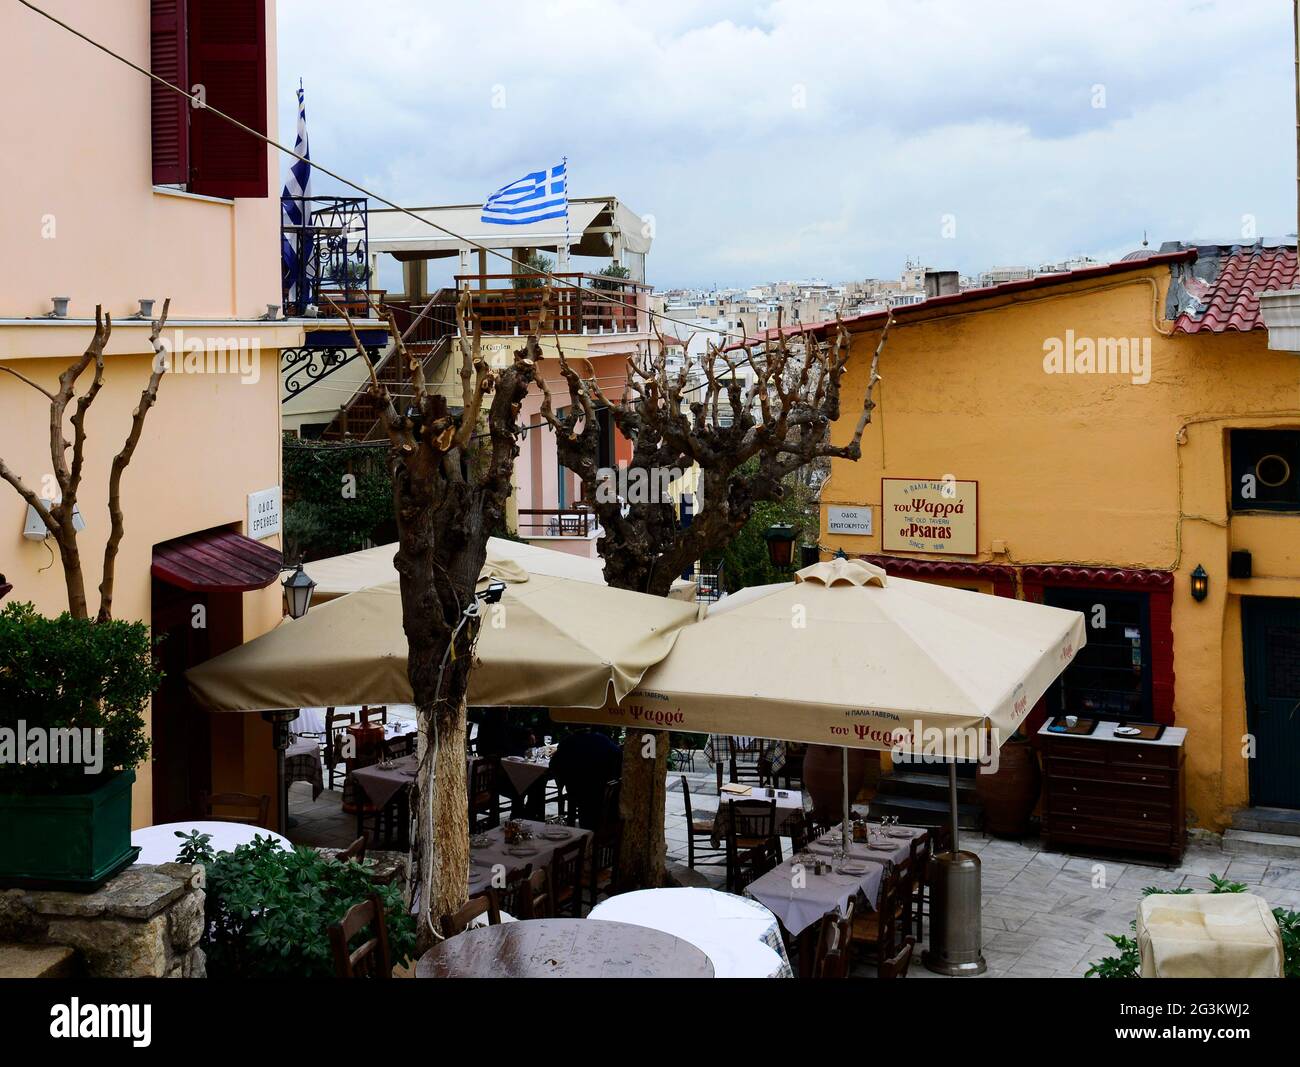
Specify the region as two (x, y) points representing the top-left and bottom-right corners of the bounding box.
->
(0, 602), (156, 793)
(175, 832), (416, 978)
(1086, 872), (1299, 978)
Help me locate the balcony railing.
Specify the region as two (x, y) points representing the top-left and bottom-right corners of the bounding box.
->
(517, 507), (598, 538)
(448, 273), (650, 335)
(281, 195), (372, 318)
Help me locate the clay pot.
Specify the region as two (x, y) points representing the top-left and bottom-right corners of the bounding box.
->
(975, 738), (1041, 837)
(803, 744), (871, 821)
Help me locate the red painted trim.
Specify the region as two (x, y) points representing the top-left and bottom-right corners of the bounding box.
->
(1020, 566), (1176, 728)
(851, 553), (1017, 597)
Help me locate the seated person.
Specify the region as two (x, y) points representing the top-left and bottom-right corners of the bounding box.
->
(548, 727), (622, 830)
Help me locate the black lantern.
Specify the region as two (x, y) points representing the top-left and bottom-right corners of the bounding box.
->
(763, 523), (798, 569)
(282, 562), (317, 619)
(1190, 564), (1209, 603)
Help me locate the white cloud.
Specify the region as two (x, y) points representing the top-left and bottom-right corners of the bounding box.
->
(277, 0), (1294, 286)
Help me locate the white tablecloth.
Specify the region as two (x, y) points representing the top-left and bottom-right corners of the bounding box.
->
(132, 821), (292, 865)
(293, 705), (420, 738)
(588, 887), (793, 978)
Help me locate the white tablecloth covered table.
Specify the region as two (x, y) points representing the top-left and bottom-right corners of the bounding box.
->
(132, 821), (292, 865)
(588, 887), (793, 978)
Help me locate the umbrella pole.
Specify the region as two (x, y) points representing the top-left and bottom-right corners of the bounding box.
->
(841, 747), (851, 852)
(948, 759), (960, 854)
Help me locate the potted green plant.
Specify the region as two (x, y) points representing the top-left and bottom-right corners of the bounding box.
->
(0, 602), (158, 890)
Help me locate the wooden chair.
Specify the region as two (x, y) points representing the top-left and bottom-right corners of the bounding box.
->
(787, 811), (812, 854)
(729, 737), (770, 786)
(543, 779), (567, 824)
(361, 705), (388, 727)
(324, 708), (357, 790)
(198, 791), (269, 827)
(583, 780), (623, 908)
(441, 890), (501, 938)
(468, 755), (501, 832)
(909, 831), (933, 940)
(384, 732), (416, 760)
(813, 900), (855, 979)
(550, 838), (586, 917)
(336, 836), (367, 864)
(776, 743), (805, 790)
(496, 864), (532, 918)
(878, 935), (917, 978)
(731, 840), (780, 895)
(681, 775), (725, 870)
(328, 895), (393, 978)
(724, 798), (778, 892)
(521, 866), (553, 919)
(850, 862), (902, 965)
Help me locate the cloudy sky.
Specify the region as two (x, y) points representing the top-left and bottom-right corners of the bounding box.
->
(277, 0), (1295, 290)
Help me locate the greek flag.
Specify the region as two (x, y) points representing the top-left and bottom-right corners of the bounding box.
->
(481, 160), (567, 226)
(280, 80), (314, 306)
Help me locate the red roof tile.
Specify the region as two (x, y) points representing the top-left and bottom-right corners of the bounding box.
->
(1172, 245), (1298, 334)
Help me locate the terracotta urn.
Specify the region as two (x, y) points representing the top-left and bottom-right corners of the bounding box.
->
(975, 737), (1041, 837)
(803, 744), (871, 821)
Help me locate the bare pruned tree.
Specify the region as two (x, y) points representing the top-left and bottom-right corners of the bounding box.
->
(539, 312), (891, 888)
(0, 302), (171, 622)
(334, 291), (542, 952)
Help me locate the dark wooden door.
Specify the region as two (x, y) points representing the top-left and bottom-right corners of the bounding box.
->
(1244, 597), (1300, 809)
(151, 580), (212, 824)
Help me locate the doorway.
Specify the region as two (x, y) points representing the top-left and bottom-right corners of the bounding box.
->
(1243, 597), (1300, 809)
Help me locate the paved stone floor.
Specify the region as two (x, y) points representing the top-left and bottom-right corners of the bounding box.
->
(288, 754), (1300, 978)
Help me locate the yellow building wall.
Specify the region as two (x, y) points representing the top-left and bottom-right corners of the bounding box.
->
(821, 264), (1300, 831)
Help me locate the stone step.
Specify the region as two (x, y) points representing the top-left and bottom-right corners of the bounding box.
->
(1231, 806), (1300, 836)
(1222, 828), (1300, 860)
(867, 793), (982, 830)
(876, 770), (979, 803)
(0, 944), (79, 979)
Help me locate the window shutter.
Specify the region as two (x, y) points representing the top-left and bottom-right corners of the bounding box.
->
(187, 0), (268, 198)
(150, 0), (189, 186)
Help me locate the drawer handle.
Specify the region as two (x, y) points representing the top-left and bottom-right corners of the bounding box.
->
(1071, 806), (1077, 812)
(1141, 776), (1146, 782)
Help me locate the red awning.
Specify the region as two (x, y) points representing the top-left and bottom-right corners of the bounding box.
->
(152, 528), (283, 593)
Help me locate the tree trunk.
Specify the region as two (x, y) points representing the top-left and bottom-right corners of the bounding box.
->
(413, 696), (469, 955)
(615, 727), (670, 889)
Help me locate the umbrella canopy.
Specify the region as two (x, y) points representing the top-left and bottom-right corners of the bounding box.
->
(552, 557), (1086, 753)
(305, 537), (695, 602)
(187, 565), (698, 712)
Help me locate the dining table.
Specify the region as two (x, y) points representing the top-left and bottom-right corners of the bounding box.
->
(710, 785), (806, 845)
(468, 818), (591, 897)
(588, 888), (793, 978)
(284, 737), (324, 800)
(132, 821), (292, 865)
(744, 824), (926, 938)
(415, 918), (716, 978)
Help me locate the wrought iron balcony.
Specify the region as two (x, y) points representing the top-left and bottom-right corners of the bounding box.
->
(281, 195), (376, 318)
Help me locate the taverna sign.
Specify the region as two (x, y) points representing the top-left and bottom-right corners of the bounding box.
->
(882, 477), (978, 555)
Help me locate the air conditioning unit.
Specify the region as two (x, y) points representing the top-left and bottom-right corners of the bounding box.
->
(23, 500), (84, 541)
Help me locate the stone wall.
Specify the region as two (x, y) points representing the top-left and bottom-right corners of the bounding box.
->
(0, 863), (206, 978)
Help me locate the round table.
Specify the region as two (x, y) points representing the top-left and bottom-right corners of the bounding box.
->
(131, 821), (292, 865)
(588, 888), (793, 978)
(415, 918), (715, 978)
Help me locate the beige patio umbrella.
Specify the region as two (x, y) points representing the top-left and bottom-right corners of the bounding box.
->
(552, 556), (1086, 976)
(304, 537), (606, 603)
(187, 563), (698, 712)
(553, 557), (1085, 751)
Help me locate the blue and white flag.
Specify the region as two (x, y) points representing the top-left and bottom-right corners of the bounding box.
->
(280, 80), (314, 305)
(481, 160), (567, 226)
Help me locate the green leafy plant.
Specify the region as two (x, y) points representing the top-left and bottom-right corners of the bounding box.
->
(283, 437), (396, 560)
(0, 602), (157, 793)
(511, 250), (554, 288)
(184, 836), (415, 978)
(592, 262), (631, 291)
(1087, 872), (1298, 978)
(703, 463), (819, 593)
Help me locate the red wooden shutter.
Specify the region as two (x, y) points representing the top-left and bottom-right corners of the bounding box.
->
(150, 0), (189, 185)
(187, 0), (268, 198)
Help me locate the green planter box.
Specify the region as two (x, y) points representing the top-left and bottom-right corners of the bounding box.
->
(0, 769), (140, 891)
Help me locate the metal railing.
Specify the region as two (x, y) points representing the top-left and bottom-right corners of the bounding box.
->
(449, 273), (649, 335)
(281, 195), (371, 318)
(516, 508), (598, 538)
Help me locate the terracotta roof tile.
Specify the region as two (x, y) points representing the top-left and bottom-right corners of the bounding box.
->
(1172, 244), (1298, 334)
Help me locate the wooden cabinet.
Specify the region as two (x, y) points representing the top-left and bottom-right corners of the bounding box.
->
(1040, 727), (1185, 863)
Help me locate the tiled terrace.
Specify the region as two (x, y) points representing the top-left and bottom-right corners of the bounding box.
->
(287, 752), (1300, 978)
